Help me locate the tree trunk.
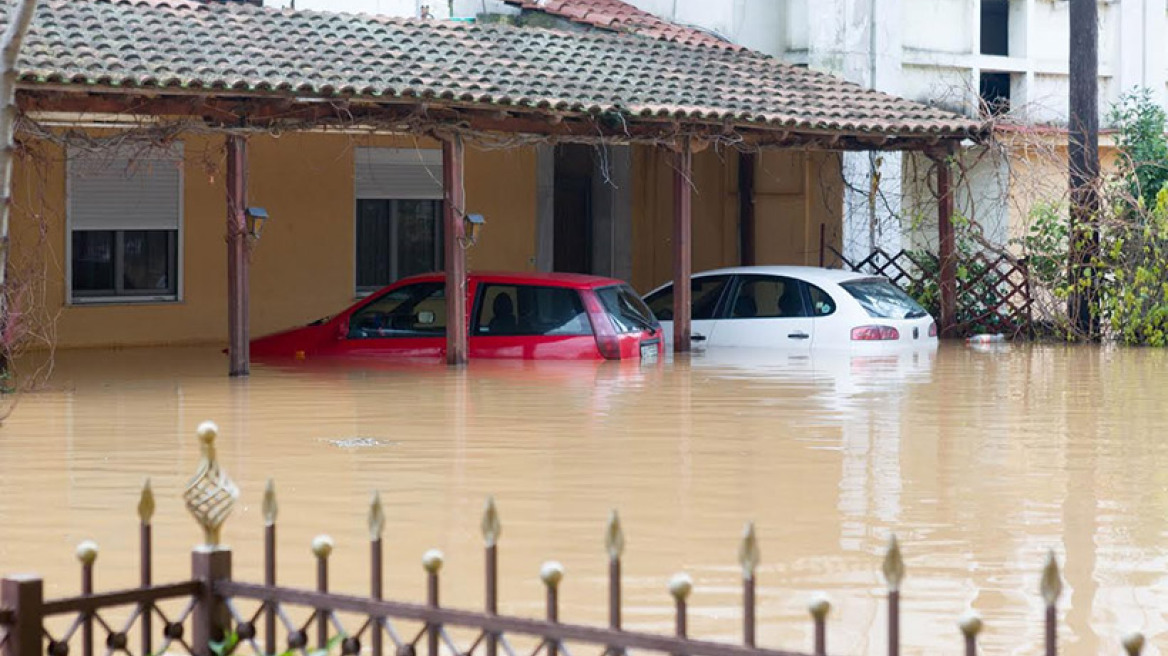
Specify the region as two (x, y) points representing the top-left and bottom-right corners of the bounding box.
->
(1068, 0), (1099, 338)
(0, 0), (39, 374)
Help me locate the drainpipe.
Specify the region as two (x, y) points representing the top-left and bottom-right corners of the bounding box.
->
(868, 0), (879, 253)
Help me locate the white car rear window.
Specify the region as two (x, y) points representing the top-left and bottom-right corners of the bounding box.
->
(840, 279), (929, 319)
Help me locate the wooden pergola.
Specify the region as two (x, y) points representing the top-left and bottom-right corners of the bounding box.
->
(10, 0), (988, 374)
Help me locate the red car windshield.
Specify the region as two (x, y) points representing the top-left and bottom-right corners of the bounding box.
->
(596, 285), (659, 334)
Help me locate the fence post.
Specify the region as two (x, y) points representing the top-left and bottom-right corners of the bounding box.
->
(541, 562), (563, 656)
(958, 612), (982, 656)
(2, 575), (43, 656)
(606, 511), (624, 632)
(882, 535), (905, 656)
(312, 536), (334, 650)
(76, 541), (98, 656)
(808, 593), (830, 656)
(423, 550), (444, 656)
(482, 497), (501, 656)
(139, 480), (155, 656)
(369, 492), (386, 656)
(185, 422), (239, 656)
(263, 480), (278, 656)
(1040, 551), (1062, 656)
(738, 523), (759, 647)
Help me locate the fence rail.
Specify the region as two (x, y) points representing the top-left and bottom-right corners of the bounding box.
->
(0, 423), (1146, 656)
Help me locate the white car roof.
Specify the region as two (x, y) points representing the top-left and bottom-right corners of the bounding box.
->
(688, 265), (879, 285)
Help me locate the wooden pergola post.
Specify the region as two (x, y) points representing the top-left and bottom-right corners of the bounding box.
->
(672, 141), (693, 353)
(935, 149), (957, 336)
(442, 134), (468, 366)
(226, 135), (250, 376)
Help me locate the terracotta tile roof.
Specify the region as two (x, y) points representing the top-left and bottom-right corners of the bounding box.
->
(501, 0), (739, 50)
(10, 0), (984, 139)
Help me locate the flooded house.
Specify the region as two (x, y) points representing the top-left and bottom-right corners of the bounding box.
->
(4, 0), (983, 370)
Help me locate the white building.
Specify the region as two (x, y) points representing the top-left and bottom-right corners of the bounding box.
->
(275, 0), (1149, 260)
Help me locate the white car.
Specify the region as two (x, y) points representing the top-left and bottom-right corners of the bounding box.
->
(642, 266), (938, 351)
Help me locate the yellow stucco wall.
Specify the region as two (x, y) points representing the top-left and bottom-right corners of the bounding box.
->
(11, 132), (537, 349)
(630, 146), (844, 293)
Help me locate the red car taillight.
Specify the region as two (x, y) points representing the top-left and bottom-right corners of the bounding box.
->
(581, 291), (622, 360)
(928, 322), (938, 337)
(851, 325), (900, 341)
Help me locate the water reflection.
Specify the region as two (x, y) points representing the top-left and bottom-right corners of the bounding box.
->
(1, 345), (1167, 656)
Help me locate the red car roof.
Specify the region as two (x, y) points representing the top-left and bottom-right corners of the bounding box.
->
(400, 271), (628, 289)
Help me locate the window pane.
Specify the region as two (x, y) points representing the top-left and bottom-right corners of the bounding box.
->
(730, 276), (808, 318)
(807, 284), (837, 317)
(348, 281), (445, 339)
(475, 284), (591, 336)
(644, 276), (729, 320)
(396, 200), (441, 279)
(121, 230), (175, 294)
(841, 279), (929, 319)
(356, 200), (392, 291)
(597, 285), (657, 334)
(72, 230), (115, 294)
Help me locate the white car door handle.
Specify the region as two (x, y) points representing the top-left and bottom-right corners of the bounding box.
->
(788, 332), (810, 340)
(691, 334), (707, 342)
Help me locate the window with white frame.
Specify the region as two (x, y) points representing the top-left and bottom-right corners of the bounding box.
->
(68, 145), (182, 303)
(354, 147), (444, 295)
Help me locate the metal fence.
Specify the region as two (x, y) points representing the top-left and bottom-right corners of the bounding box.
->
(0, 423), (1143, 656)
(829, 247), (1034, 339)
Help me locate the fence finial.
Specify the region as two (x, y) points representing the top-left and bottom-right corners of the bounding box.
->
(75, 540), (99, 566)
(1122, 632), (1145, 656)
(482, 496), (501, 547)
(422, 549), (444, 573)
(738, 521), (760, 580)
(808, 592), (831, 620)
(312, 535), (334, 559)
(540, 561), (564, 588)
(958, 612), (983, 638)
(183, 421), (239, 547)
(369, 491), (386, 540)
(262, 479), (277, 527)
(882, 534), (906, 592)
(138, 478), (155, 525)
(1040, 550), (1062, 606)
(605, 510), (625, 561)
(669, 573), (694, 601)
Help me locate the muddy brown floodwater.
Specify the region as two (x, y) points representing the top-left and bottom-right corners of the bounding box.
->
(1, 344), (1167, 656)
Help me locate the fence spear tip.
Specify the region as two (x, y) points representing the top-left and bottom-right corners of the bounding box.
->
(263, 478), (278, 527)
(138, 477), (155, 525)
(882, 534), (905, 592)
(1122, 632), (1145, 656)
(481, 495), (501, 547)
(1041, 550), (1062, 606)
(605, 510), (625, 561)
(368, 490), (386, 540)
(737, 521), (760, 580)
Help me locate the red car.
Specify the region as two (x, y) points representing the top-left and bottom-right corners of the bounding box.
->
(250, 272), (664, 362)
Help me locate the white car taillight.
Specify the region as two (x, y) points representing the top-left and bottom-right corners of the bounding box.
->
(851, 325), (900, 341)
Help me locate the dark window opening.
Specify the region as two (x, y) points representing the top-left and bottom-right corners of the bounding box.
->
(644, 275), (731, 321)
(979, 72), (1012, 116)
(72, 230), (178, 299)
(356, 199), (443, 294)
(980, 0), (1010, 56)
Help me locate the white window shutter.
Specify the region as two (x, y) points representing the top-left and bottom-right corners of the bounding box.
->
(69, 145), (183, 231)
(355, 147), (444, 199)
